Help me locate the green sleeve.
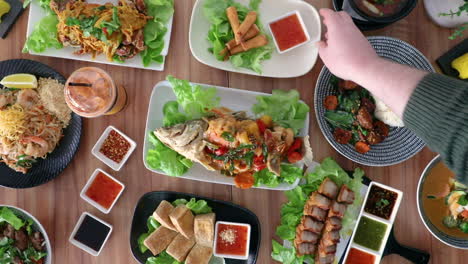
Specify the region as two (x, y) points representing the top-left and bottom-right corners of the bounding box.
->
(403, 73), (468, 183)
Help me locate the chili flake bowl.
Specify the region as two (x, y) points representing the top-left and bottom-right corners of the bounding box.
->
(92, 126), (136, 171)
(80, 169), (125, 214)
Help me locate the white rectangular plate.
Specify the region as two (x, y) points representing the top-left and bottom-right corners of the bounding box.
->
(143, 80), (310, 191)
(189, 0), (321, 78)
(26, 0), (173, 71)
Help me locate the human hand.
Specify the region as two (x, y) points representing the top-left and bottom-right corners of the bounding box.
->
(317, 9), (381, 82)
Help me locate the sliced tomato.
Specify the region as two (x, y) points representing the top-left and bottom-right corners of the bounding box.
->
(214, 146), (228, 156)
(234, 172), (255, 189)
(253, 155), (266, 171)
(256, 119), (267, 134)
(288, 151), (303, 163)
(287, 138), (302, 154)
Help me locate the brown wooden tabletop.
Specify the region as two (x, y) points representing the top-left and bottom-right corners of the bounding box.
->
(0, 0), (467, 263)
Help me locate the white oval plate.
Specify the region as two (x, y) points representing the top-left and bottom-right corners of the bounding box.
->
(189, 0), (321, 78)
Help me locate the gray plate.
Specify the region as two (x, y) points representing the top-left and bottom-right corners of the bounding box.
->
(314, 36), (434, 166)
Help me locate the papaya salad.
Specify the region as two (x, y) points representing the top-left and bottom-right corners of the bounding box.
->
(23, 0), (174, 67)
(147, 76), (311, 189)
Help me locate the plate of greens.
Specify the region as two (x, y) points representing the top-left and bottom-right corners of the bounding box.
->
(130, 191), (261, 264)
(23, 0), (174, 71)
(143, 75), (311, 191)
(0, 205), (51, 264)
(189, 0), (321, 77)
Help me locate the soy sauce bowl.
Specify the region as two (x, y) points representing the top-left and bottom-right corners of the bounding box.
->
(348, 0), (418, 24)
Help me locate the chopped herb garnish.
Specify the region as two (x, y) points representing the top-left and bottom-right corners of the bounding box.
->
(458, 195), (468, 206)
(375, 198), (390, 209)
(221, 131), (234, 142)
(426, 195), (436, 199)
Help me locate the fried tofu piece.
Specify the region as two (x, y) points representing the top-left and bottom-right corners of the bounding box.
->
(304, 205), (327, 221)
(143, 226), (178, 256)
(337, 184), (355, 204)
(194, 213), (215, 247)
(301, 216), (324, 234)
(153, 200), (176, 231)
(296, 229), (319, 244)
(318, 178), (339, 199)
(185, 244), (213, 264)
(169, 205), (195, 239)
(307, 192), (331, 210)
(295, 242), (316, 256)
(328, 201), (347, 219)
(324, 217), (342, 231)
(166, 234), (196, 262)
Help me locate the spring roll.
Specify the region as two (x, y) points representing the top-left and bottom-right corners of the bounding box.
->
(230, 34), (268, 55)
(226, 24), (259, 50)
(226, 7), (240, 37)
(235, 11), (257, 44)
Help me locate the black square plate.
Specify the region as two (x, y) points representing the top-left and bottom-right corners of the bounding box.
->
(0, 0), (24, 39)
(436, 38), (468, 80)
(130, 191), (261, 264)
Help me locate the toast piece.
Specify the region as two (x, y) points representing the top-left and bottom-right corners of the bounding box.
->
(185, 243), (213, 264)
(194, 213), (216, 247)
(153, 200), (176, 231)
(169, 204), (195, 239)
(166, 233), (196, 262)
(143, 226), (178, 256)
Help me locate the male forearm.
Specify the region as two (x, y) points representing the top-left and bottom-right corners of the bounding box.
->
(353, 58), (428, 118)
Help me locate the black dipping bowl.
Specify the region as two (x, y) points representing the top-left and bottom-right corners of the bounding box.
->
(348, 0), (418, 24)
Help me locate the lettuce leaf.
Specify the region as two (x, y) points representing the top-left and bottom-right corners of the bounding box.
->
(252, 90), (309, 135)
(141, 0), (174, 66)
(146, 133), (192, 176)
(271, 240), (310, 264)
(203, 0), (272, 73)
(167, 75), (220, 119)
(253, 164), (303, 187)
(272, 157), (365, 262)
(22, 14), (62, 53)
(146, 251), (181, 264)
(0, 207), (25, 230)
(171, 198), (213, 214)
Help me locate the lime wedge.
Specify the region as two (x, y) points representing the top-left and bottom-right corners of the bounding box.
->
(0, 74), (38, 89)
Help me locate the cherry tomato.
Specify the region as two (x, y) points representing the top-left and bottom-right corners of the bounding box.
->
(234, 172), (255, 189)
(214, 147), (228, 156)
(256, 119), (266, 134)
(355, 141), (370, 154)
(288, 152), (303, 163)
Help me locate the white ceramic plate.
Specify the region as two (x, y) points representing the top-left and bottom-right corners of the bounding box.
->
(189, 0), (321, 78)
(25, 0), (173, 71)
(143, 80), (310, 191)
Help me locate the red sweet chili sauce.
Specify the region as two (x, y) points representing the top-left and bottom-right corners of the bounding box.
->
(85, 172), (123, 209)
(269, 13), (308, 51)
(215, 223), (249, 256)
(345, 248), (376, 264)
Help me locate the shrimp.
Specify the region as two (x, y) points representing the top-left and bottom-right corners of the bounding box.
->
(16, 90), (39, 109)
(0, 93), (14, 109)
(20, 136), (49, 158)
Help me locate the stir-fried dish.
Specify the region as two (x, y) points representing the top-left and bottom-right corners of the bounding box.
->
(0, 207), (47, 264)
(355, 0), (408, 17)
(324, 76), (390, 154)
(53, 0), (149, 61)
(0, 78), (71, 173)
(422, 161), (468, 237)
(154, 108), (306, 189)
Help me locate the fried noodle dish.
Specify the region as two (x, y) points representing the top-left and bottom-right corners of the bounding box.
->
(52, 0), (149, 61)
(0, 78), (71, 173)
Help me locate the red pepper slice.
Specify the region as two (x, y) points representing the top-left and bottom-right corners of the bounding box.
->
(256, 119), (266, 134)
(214, 147), (228, 156)
(288, 152), (303, 163)
(288, 138), (302, 154)
(102, 27), (108, 35)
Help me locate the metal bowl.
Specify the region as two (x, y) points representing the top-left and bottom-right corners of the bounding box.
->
(0, 205), (52, 263)
(416, 155), (468, 249)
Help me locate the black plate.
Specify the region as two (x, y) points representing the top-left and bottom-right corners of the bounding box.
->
(333, 0), (393, 31)
(436, 38), (468, 81)
(0, 0), (24, 39)
(348, 0), (417, 24)
(130, 191), (261, 264)
(0, 59), (82, 188)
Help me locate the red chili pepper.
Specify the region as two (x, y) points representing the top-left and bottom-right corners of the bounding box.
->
(288, 152), (303, 163)
(102, 27), (108, 35)
(253, 155), (266, 171)
(256, 119), (266, 134)
(214, 147), (228, 156)
(287, 138), (302, 154)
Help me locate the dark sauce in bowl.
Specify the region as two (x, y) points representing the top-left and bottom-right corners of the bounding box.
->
(364, 185), (398, 220)
(74, 214), (111, 252)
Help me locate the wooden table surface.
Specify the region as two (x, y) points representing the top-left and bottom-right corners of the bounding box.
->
(1, 0), (467, 263)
